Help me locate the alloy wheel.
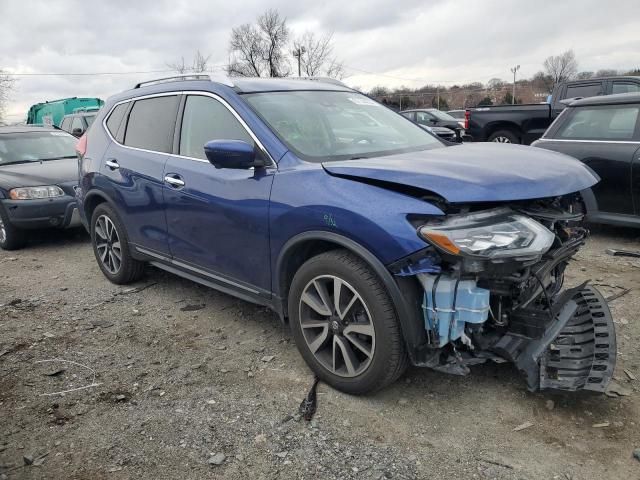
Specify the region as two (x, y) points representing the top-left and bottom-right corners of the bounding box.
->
(94, 214), (122, 274)
(492, 136), (511, 143)
(298, 275), (375, 377)
(0, 217), (6, 244)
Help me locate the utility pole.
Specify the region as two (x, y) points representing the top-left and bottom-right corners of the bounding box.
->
(436, 86), (440, 110)
(292, 46), (306, 77)
(510, 65), (520, 105)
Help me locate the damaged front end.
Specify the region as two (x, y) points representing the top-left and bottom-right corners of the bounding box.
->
(390, 195), (617, 393)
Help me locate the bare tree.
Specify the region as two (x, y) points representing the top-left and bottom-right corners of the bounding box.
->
(0, 70), (16, 124)
(543, 50), (578, 85)
(227, 9), (290, 77)
(595, 68), (618, 77)
(167, 50), (211, 74)
(292, 32), (345, 79)
(575, 71), (594, 80)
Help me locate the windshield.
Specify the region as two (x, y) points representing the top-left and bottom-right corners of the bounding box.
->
(243, 91), (442, 161)
(428, 109), (459, 122)
(0, 131), (77, 165)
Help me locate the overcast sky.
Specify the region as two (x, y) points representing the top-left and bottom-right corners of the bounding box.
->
(2, 0), (639, 121)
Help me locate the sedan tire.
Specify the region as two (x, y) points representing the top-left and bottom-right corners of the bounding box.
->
(0, 205), (26, 250)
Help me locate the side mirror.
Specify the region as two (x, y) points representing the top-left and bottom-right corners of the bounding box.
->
(72, 128), (84, 137)
(204, 140), (263, 169)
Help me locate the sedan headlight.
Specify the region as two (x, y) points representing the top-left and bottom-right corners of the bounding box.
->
(8, 186), (65, 200)
(419, 209), (555, 259)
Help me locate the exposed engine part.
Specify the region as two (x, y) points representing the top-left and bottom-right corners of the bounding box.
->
(416, 273), (490, 348)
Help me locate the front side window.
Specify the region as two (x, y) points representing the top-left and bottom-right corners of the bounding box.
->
(244, 91), (441, 162)
(85, 114), (96, 126)
(556, 105), (639, 140)
(612, 82), (640, 94)
(124, 96), (179, 153)
(179, 95), (253, 160)
(60, 118), (72, 132)
(415, 111), (435, 125)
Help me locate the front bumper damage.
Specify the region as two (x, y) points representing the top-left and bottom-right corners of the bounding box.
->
(389, 204), (617, 394)
(493, 285), (616, 392)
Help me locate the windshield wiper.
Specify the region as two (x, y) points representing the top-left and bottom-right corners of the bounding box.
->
(0, 160), (38, 166)
(348, 156), (369, 160)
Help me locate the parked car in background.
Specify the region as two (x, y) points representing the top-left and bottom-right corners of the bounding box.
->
(532, 93), (640, 228)
(26, 97), (104, 127)
(76, 75), (616, 396)
(400, 108), (462, 131)
(60, 110), (99, 137)
(467, 76), (640, 144)
(446, 109), (467, 128)
(0, 126), (82, 249)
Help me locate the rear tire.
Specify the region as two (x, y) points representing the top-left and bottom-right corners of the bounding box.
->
(0, 206), (26, 251)
(90, 203), (144, 284)
(488, 129), (520, 144)
(288, 250), (408, 395)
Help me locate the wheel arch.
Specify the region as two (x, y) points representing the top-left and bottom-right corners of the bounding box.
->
(275, 231), (427, 359)
(486, 121), (522, 140)
(82, 190), (113, 224)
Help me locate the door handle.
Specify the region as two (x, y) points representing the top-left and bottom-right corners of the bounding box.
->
(105, 159), (119, 170)
(164, 174), (185, 188)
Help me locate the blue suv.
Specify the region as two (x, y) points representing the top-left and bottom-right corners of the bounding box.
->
(77, 75), (616, 395)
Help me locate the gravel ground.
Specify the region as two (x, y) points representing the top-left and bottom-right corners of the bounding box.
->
(1, 225), (639, 479)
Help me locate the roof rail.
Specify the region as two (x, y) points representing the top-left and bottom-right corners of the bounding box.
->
(133, 74), (212, 89)
(290, 77), (350, 88)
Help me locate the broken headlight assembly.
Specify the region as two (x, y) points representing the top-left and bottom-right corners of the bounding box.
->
(418, 208), (555, 261)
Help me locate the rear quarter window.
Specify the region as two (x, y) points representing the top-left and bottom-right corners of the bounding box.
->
(105, 103), (128, 143)
(123, 96), (180, 153)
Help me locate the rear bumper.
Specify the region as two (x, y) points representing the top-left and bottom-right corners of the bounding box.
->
(1, 196), (81, 229)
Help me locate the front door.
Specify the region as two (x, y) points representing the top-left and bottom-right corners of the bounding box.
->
(163, 93), (274, 292)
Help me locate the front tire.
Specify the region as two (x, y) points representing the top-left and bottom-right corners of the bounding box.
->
(0, 206), (26, 250)
(288, 250), (408, 395)
(488, 129), (520, 144)
(90, 203), (144, 284)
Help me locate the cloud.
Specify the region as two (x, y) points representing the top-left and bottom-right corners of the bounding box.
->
(2, 0), (639, 120)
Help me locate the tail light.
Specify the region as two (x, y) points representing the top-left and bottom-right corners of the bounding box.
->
(464, 110), (470, 130)
(76, 133), (87, 158)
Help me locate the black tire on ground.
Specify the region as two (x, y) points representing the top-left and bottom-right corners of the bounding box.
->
(288, 249), (408, 395)
(90, 203), (145, 284)
(0, 205), (26, 250)
(488, 129), (520, 144)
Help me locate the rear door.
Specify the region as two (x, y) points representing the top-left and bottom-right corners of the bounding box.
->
(101, 94), (180, 256)
(550, 103), (639, 215)
(163, 93), (274, 292)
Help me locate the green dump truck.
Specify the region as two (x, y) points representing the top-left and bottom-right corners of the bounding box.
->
(26, 97), (104, 127)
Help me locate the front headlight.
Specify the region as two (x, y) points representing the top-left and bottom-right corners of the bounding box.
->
(8, 186), (65, 200)
(419, 208), (555, 259)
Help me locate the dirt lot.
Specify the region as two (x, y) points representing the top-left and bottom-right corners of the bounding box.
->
(1, 225), (639, 479)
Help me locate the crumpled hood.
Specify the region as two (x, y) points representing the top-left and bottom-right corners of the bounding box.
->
(0, 158), (77, 191)
(322, 143), (599, 203)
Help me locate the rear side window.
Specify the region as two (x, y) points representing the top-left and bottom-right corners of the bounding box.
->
(556, 105), (639, 140)
(124, 96), (179, 153)
(106, 103), (128, 143)
(564, 83), (601, 100)
(179, 95), (253, 160)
